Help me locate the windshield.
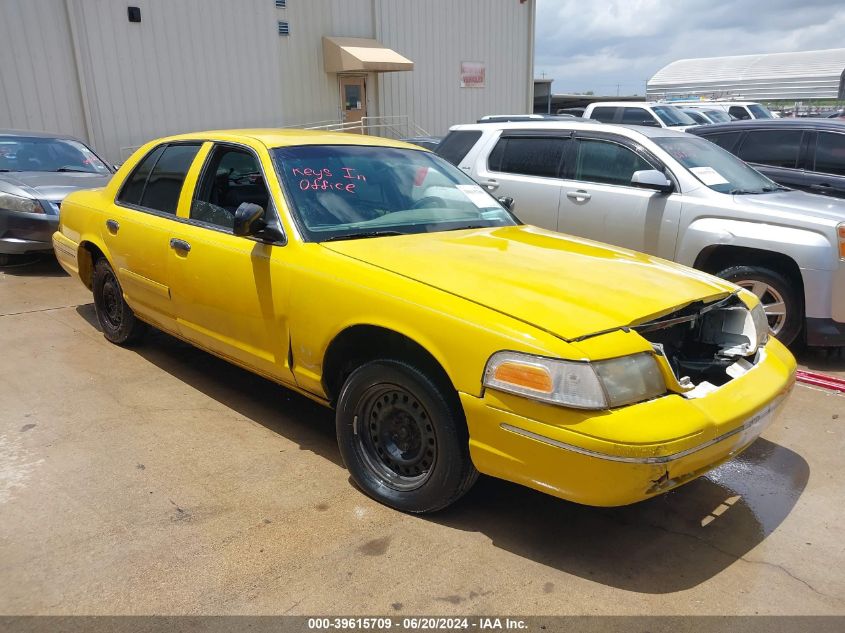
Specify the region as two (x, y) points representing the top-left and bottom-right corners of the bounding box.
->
(0, 136), (111, 174)
(748, 104), (774, 119)
(273, 145), (517, 242)
(703, 109), (732, 123)
(654, 136), (781, 194)
(652, 106), (696, 127)
(682, 109), (709, 124)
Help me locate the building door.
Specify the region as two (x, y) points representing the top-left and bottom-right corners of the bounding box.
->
(340, 76), (366, 132)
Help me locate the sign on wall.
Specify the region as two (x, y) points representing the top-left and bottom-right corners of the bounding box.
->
(460, 61), (485, 88)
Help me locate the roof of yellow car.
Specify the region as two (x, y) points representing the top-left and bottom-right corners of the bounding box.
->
(160, 128), (424, 151)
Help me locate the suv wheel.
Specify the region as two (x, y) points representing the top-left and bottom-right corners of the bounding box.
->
(716, 265), (801, 346)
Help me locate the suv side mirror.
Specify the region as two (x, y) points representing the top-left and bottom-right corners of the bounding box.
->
(498, 196), (515, 212)
(631, 170), (673, 194)
(233, 203), (266, 236)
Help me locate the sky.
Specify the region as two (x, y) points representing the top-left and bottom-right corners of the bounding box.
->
(534, 0), (845, 95)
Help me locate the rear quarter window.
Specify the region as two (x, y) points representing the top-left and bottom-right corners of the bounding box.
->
(435, 130), (482, 165)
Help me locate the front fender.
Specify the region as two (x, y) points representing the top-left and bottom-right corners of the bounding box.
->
(677, 217), (835, 271)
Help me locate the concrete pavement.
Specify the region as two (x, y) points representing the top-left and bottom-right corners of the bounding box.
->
(1, 258), (843, 615)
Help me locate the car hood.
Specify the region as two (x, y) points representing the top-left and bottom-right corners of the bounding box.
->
(322, 225), (735, 341)
(0, 171), (112, 202)
(734, 189), (845, 223)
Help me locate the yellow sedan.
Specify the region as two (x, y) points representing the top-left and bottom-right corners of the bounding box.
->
(53, 129), (796, 512)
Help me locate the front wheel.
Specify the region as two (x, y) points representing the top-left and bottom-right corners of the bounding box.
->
(92, 258), (146, 345)
(716, 265), (802, 346)
(336, 360), (477, 513)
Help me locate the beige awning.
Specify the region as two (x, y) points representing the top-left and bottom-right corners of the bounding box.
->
(322, 36), (413, 73)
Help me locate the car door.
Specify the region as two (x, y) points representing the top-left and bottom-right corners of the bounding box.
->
(804, 131), (845, 199)
(472, 130), (568, 230)
(735, 129), (808, 191)
(166, 141), (295, 384)
(103, 142), (202, 332)
(556, 133), (682, 258)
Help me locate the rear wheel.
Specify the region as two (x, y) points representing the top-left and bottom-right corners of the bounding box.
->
(336, 360), (477, 513)
(92, 258), (146, 345)
(716, 264), (802, 346)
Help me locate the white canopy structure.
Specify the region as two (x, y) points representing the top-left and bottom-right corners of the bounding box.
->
(647, 48), (845, 101)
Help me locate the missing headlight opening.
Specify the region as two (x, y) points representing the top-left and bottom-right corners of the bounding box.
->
(635, 293), (767, 397)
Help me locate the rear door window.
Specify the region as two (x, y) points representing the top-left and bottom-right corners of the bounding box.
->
(814, 132), (845, 176)
(621, 108), (659, 126)
(589, 107), (618, 123)
(118, 143), (201, 214)
(488, 136), (566, 178)
(117, 145), (165, 206)
(574, 138), (654, 186)
(435, 130), (482, 165)
(738, 130), (803, 168)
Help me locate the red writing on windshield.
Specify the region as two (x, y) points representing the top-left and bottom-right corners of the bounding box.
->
(292, 166), (367, 193)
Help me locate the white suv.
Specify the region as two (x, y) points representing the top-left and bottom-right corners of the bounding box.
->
(436, 120), (845, 347)
(583, 102), (696, 130)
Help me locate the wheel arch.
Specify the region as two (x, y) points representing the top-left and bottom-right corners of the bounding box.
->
(321, 324), (459, 409)
(693, 244), (804, 297)
(77, 239), (110, 290)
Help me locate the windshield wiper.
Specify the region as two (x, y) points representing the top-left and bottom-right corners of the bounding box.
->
(761, 184), (789, 192)
(55, 167), (93, 173)
(323, 230), (406, 242)
(443, 224), (488, 231)
(729, 188), (764, 195)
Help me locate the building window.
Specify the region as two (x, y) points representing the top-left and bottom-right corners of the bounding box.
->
(278, 21), (290, 35)
(275, 0), (286, 8)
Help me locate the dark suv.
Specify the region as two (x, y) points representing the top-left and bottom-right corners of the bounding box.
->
(689, 119), (845, 199)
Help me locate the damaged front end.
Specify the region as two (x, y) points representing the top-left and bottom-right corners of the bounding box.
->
(634, 292), (770, 398)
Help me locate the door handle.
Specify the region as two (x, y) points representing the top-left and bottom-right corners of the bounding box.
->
(169, 238), (191, 253)
(105, 219), (119, 234)
(566, 190), (592, 201)
(479, 179), (499, 191)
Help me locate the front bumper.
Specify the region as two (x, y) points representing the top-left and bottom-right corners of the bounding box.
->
(0, 205), (58, 255)
(461, 337), (796, 506)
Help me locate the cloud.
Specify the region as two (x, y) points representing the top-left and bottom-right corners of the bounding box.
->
(535, 0), (845, 95)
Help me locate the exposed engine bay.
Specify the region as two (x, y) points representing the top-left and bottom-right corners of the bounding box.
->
(634, 292), (768, 398)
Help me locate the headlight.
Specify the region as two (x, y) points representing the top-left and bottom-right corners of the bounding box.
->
(483, 351), (666, 410)
(0, 191), (44, 214)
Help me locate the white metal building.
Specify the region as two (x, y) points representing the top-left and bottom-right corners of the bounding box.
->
(647, 48), (845, 102)
(0, 0), (535, 163)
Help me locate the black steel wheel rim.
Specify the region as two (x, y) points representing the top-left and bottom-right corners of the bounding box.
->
(354, 384), (437, 491)
(100, 270), (123, 328)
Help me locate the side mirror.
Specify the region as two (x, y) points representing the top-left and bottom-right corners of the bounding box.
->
(631, 170), (673, 194)
(498, 196), (515, 212)
(233, 202), (267, 236)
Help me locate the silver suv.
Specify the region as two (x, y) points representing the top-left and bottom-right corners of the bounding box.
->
(437, 121), (845, 347)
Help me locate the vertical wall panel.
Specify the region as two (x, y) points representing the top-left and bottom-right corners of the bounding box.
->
(375, 0), (534, 136)
(0, 0), (88, 141)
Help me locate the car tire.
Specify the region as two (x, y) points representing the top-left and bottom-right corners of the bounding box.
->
(336, 359), (478, 513)
(716, 265), (802, 346)
(92, 258), (146, 345)
(0, 254), (9, 266)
